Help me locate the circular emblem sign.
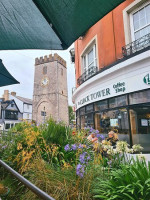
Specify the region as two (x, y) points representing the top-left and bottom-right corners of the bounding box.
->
(143, 73), (150, 85)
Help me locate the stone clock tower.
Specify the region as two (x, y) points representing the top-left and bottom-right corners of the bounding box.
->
(32, 53), (69, 124)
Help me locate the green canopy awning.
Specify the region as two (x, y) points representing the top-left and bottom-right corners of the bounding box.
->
(0, 59), (19, 87)
(0, 0), (124, 50)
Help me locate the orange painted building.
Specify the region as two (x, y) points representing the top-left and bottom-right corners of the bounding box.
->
(72, 0), (150, 152)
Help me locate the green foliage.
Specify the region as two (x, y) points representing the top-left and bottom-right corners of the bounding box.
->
(68, 106), (75, 124)
(93, 159), (150, 200)
(41, 118), (72, 146)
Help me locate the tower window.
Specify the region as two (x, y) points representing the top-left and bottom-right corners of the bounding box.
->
(41, 111), (46, 116)
(43, 66), (47, 75)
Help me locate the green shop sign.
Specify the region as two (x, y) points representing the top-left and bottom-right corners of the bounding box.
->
(143, 73), (150, 85)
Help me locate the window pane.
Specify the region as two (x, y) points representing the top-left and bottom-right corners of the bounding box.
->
(95, 109), (130, 142)
(85, 113), (94, 127)
(140, 26), (149, 37)
(109, 95), (127, 108)
(80, 107), (85, 115)
(129, 89), (150, 104)
(5, 124), (10, 129)
(83, 56), (86, 70)
(88, 49), (94, 65)
(135, 31), (141, 40)
(95, 100), (108, 111)
(146, 4), (150, 23)
(86, 104), (93, 113)
(130, 107), (150, 152)
(133, 12), (139, 31)
(133, 4), (150, 39)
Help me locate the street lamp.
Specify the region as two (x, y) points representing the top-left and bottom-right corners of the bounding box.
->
(69, 48), (75, 63)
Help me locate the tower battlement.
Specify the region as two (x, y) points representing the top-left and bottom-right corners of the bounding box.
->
(35, 53), (66, 67)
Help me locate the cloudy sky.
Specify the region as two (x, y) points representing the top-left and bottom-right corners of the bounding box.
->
(0, 46), (75, 105)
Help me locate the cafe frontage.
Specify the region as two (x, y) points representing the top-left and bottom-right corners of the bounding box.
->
(72, 50), (150, 152)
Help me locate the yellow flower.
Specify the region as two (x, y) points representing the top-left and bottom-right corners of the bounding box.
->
(17, 143), (23, 150)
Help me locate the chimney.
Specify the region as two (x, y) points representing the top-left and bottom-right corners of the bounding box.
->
(11, 92), (16, 96)
(3, 90), (9, 101)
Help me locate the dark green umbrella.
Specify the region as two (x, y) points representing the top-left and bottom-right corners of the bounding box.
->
(0, 59), (19, 87)
(0, 0), (124, 50)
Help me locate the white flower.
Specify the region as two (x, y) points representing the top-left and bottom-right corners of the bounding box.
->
(132, 144), (143, 152)
(137, 154), (146, 161)
(127, 148), (134, 154)
(116, 141), (129, 153)
(107, 147), (116, 155)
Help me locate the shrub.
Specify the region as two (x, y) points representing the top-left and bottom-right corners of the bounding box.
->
(41, 118), (72, 146)
(93, 159), (150, 200)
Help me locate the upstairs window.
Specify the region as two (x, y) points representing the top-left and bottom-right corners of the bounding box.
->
(82, 43), (97, 73)
(131, 3), (150, 40)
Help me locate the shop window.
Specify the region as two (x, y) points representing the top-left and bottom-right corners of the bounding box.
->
(95, 109), (129, 140)
(94, 100), (108, 111)
(85, 113), (94, 128)
(82, 42), (97, 73)
(80, 107), (85, 115)
(85, 104), (93, 113)
(131, 3), (150, 40)
(129, 89), (150, 104)
(109, 95), (128, 108)
(130, 106), (150, 152)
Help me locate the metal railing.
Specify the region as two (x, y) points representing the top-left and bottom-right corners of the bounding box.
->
(0, 159), (55, 200)
(77, 66), (98, 86)
(122, 33), (150, 57)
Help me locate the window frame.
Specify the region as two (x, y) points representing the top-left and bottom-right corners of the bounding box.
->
(82, 43), (97, 73)
(80, 37), (98, 74)
(130, 1), (150, 41)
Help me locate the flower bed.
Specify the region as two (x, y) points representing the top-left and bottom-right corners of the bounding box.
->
(0, 121), (150, 200)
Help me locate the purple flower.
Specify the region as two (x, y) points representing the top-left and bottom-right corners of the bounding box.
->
(64, 144), (70, 151)
(96, 134), (101, 138)
(90, 128), (94, 133)
(100, 135), (105, 140)
(95, 130), (99, 134)
(79, 153), (86, 163)
(87, 155), (91, 161)
(76, 164), (85, 178)
(78, 144), (83, 149)
(71, 144), (77, 151)
(2, 145), (7, 150)
(107, 160), (112, 167)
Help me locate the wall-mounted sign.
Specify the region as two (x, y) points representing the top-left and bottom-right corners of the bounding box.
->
(143, 73), (150, 85)
(141, 119), (148, 126)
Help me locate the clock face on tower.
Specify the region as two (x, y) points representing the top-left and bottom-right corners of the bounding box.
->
(41, 77), (49, 86)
